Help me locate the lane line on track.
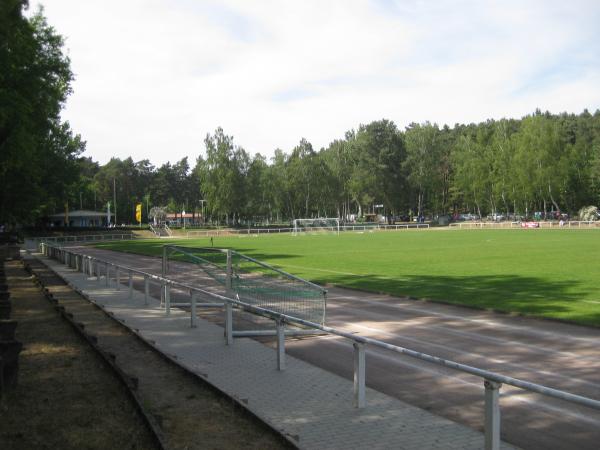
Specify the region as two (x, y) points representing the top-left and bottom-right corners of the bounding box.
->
(329, 321), (600, 391)
(329, 294), (600, 345)
(327, 300), (600, 364)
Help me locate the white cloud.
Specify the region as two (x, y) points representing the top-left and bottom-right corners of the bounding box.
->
(32, 0), (600, 165)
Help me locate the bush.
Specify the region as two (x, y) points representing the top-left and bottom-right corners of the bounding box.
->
(578, 206), (598, 221)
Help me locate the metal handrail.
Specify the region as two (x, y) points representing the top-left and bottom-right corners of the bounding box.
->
(25, 233), (135, 250)
(39, 241), (600, 450)
(233, 250), (327, 293)
(166, 245), (327, 294)
(449, 221), (600, 229)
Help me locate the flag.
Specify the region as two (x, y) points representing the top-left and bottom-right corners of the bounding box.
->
(135, 203), (142, 223)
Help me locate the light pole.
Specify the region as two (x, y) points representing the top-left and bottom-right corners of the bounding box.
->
(113, 178), (117, 225)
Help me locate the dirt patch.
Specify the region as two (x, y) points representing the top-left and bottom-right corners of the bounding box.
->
(21, 258), (293, 450)
(0, 260), (158, 450)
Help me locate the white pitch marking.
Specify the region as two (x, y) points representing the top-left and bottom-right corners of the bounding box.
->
(283, 264), (360, 277)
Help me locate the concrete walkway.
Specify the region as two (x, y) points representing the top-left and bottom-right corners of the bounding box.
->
(34, 252), (516, 450)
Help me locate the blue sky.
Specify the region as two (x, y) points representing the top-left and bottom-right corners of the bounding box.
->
(34, 0), (600, 165)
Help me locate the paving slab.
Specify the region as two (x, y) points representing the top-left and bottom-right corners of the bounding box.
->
(33, 252), (517, 450)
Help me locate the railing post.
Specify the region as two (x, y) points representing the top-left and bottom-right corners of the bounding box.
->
(97, 261), (102, 284)
(277, 319), (285, 371)
(225, 302), (233, 345)
(190, 292), (197, 328)
(144, 275), (149, 305)
(484, 379), (501, 450)
(128, 270), (133, 299)
(353, 342), (366, 408)
(105, 263), (110, 286)
(116, 267), (121, 290)
(226, 249), (233, 293)
(164, 284), (171, 316)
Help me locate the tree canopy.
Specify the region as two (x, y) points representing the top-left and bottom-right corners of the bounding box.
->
(0, 1), (85, 226)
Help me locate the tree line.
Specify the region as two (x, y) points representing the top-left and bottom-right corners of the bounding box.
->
(71, 110), (600, 226)
(3, 4), (600, 227)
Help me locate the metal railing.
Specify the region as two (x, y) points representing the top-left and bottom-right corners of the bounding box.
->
(185, 223), (429, 238)
(25, 233), (135, 251)
(449, 221), (600, 229)
(38, 241), (600, 450)
(163, 245), (327, 326)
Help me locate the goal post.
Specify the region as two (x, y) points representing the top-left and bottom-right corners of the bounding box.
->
(293, 218), (340, 236)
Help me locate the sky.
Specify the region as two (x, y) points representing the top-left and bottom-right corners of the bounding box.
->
(31, 0), (600, 166)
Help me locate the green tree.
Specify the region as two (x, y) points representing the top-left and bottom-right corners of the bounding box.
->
(0, 3), (85, 226)
(513, 113), (567, 215)
(404, 122), (443, 216)
(198, 128), (248, 224)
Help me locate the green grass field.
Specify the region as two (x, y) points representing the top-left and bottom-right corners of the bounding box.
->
(95, 229), (600, 327)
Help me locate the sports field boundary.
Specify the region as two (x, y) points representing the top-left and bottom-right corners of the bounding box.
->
(185, 223), (429, 238)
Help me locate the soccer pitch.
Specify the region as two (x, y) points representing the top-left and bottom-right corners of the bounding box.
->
(95, 229), (600, 327)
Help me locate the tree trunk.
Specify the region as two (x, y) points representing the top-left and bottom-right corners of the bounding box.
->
(356, 200), (362, 218)
(548, 184), (560, 213)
